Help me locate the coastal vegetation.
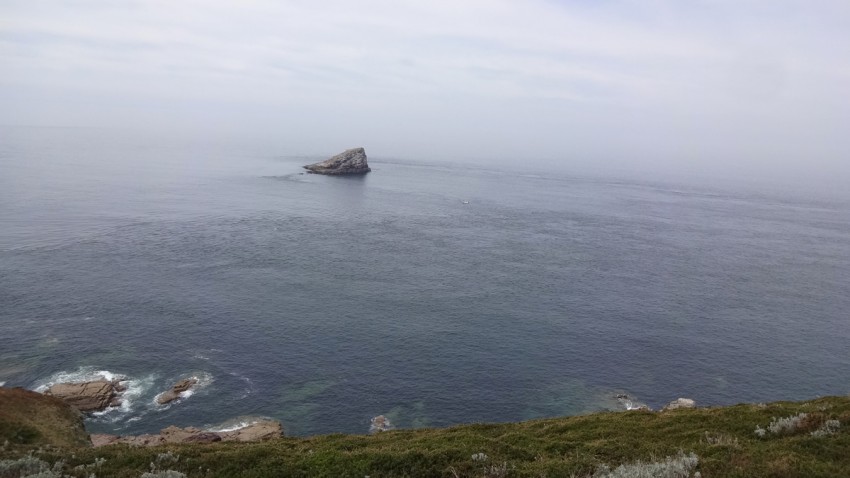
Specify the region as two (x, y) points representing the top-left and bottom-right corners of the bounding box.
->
(2, 388), (848, 477)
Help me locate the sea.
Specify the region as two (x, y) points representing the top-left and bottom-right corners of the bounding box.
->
(1, 125), (849, 437)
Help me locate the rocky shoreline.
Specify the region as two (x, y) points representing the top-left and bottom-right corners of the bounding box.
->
(9, 376), (695, 449)
(90, 420), (283, 447)
(23, 375), (286, 447)
(3, 386), (848, 477)
(1, 386), (284, 448)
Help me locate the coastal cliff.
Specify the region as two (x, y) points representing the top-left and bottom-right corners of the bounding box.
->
(0, 387), (90, 448)
(1, 386), (848, 477)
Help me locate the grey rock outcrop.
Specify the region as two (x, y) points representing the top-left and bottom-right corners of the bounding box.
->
(45, 380), (125, 412)
(90, 420), (283, 447)
(662, 398), (696, 411)
(304, 148), (371, 175)
(156, 378), (198, 405)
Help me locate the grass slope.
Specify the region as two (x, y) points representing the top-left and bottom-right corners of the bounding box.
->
(0, 388), (90, 448)
(1, 393), (848, 477)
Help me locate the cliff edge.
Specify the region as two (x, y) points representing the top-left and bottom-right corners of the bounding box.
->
(1, 389), (848, 477)
(0, 387), (90, 448)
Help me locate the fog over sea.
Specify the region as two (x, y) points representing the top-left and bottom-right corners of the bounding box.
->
(1, 126), (849, 437)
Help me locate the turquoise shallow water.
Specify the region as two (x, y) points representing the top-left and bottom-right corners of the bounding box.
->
(1, 126), (849, 436)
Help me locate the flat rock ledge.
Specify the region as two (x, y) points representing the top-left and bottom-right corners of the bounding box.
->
(304, 147), (371, 175)
(90, 420), (283, 447)
(662, 397), (696, 411)
(45, 380), (126, 413)
(156, 377), (198, 405)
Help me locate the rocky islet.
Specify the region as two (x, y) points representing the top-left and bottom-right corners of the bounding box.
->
(156, 377), (199, 405)
(303, 147), (371, 175)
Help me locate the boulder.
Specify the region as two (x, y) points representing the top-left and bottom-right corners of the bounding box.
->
(45, 380), (123, 412)
(662, 398), (696, 411)
(304, 148), (371, 175)
(157, 378), (198, 405)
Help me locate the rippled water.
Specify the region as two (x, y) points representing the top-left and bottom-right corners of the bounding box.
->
(1, 126), (849, 436)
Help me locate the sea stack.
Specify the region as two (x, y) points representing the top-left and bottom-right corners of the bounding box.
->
(304, 147), (371, 175)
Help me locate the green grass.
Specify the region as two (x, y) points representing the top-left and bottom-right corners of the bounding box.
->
(2, 395), (849, 477)
(0, 387), (90, 448)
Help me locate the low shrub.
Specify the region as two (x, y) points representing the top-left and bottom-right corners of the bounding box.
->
(591, 451), (699, 478)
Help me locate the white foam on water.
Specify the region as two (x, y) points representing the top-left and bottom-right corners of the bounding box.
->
(228, 371), (255, 399)
(33, 366), (159, 422)
(208, 420), (259, 433)
(152, 372), (213, 408)
(615, 396), (649, 411)
(0, 381), (5, 387)
(369, 415), (394, 433)
(206, 415), (271, 433)
(92, 373), (157, 421)
(33, 366), (124, 392)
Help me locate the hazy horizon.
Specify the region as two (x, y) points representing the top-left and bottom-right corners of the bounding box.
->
(2, 1), (849, 184)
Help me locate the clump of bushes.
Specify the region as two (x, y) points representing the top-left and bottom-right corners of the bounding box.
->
(140, 471), (187, 478)
(140, 450), (186, 478)
(811, 420), (841, 437)
(0, 454), (64, 478)
(702, 431), (739, 448)
(591, 451), (700, 478)
(754, 413), (843, 438)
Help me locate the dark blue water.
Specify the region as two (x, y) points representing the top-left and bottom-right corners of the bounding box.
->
(2, 126), (849, 436)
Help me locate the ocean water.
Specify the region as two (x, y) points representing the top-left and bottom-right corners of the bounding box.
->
(1, 126), (849, 436)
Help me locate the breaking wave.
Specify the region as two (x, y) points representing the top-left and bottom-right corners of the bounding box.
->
(615, 394), (649, 411)
(93, 373), (157, 422)
(31, 366), (158, 422)
(207, 415), (270, 433)
(153, 371), (214, 407)
(33, 367), (123, 391)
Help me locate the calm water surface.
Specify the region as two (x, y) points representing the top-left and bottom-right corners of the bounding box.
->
(1, 126), (849, 436)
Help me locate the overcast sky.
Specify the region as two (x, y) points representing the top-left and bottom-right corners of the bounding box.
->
(1, 1), (849, 180)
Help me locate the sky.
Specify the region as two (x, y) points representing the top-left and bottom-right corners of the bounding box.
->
(1, 0), (849, 181)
